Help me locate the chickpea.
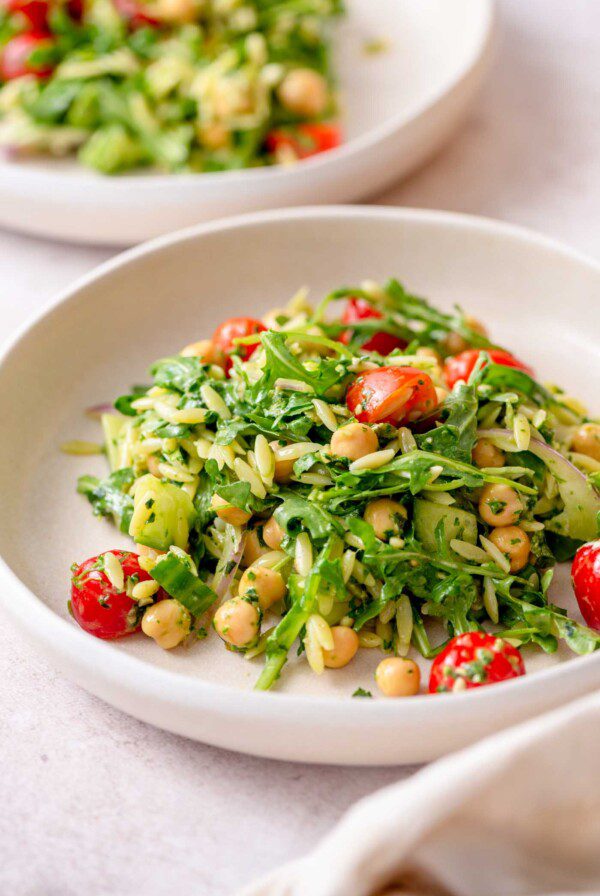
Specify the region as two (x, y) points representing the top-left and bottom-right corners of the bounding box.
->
(274, 455), (295, 484)
(180, 339), (225, 367)
(238, 565), (286, 611)
(242, 527), (269, 567)
(472, 438), (506, 469)
(210, 493), (251, 527)
(141, 599), (191, 650)
(150, 0), (197, 23)
(364, 498), (407, 541)
(197, 122), (230, 151)
(478, 483), (523, 527)
(323, 626), (359, 669)
(435, 386), (449, 404)
(277, 68), (329, 118)
(213, 598), (260, 648)
(330, 423), (378, 461)
(571, 423), (600, 462)
(263, 515), (285, 550)
(488, 525), (531, 572)
(375, 657), (421, 697)
(444, 316), (488, 355)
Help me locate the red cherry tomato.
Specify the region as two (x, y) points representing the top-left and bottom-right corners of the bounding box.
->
(70, 550), (162, 640)
(212, 316), (266, 374)
(444, 348), (533, 390)
(0, 32), (54, 80)
(346, 366), (438, 426)
(339, 298), (407, 356)
(571, 540), (600, 630)
(265, 123), (341, 160)
(3, 0), (49, 31)
(429, 632), (525, 694)
(113, 0), (160, 26)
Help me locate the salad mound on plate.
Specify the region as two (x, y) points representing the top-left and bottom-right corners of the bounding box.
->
(0, 0), (343, 173)
(66, 279), (600, 696)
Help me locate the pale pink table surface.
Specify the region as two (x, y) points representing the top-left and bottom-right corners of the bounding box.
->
(1, 2), (599, 893)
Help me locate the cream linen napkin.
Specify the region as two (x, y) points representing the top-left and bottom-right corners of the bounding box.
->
(238, 691), (600, 896)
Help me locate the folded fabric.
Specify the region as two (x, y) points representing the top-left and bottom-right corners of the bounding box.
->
(239, 690), (600, 896)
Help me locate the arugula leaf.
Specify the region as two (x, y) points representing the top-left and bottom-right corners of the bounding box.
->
(256, 331), (350, 398)
(274, 495), (343, 541)
(417, 382), (478, 462)
(77, 468), (134, 533)
(151, 356), (207, 393)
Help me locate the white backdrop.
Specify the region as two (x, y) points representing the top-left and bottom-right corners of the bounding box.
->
(1, 2), (599, 893)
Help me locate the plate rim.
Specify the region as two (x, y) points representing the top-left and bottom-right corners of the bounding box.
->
(0, 0), (495, 192)
(1, 204), (600, 737)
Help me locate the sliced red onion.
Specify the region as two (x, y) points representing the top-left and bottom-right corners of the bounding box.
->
(215, 530), (247, 600)
(85, 403), (113, 420)
(478, 428), (600, 542)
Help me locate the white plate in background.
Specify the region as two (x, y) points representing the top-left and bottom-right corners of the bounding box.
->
(1, 205), (598, 765)
(0, 0), (493, 246)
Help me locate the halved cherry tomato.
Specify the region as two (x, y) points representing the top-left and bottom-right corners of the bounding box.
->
(212, 317), (266, 374)
(265, 123), (341, 160)
(429, 632), (525, 694)
(572, 540), (600, 630)
(339, 298), (407, 356)
(0, 32), (54, 80)
(113, 0), (160, 26)
(3, 0), (49, 31)
(444, 348), (533, 390)
(70, 550), (163, 640)
(346, 366), (437, 426)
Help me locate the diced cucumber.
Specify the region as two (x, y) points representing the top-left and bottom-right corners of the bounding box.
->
(413, 499), (478, 553)
(150, 552), (217, 617)
(101, 413), (127, 472)
(129, 473), (196, 551)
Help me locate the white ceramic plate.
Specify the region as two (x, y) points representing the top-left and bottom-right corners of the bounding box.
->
(1, 206), (599, 765)
(0, 0), (493, 246)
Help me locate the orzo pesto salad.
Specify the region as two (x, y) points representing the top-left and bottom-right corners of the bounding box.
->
(0, 0), (342, 173)
(66, 280), (600, 696)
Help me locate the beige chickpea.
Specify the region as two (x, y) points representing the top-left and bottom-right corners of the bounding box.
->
(472, 438), (506, 469)
(478, 483), (523, 527)
(242, 527), (269, 567)
(571, 423), (600, 462)
(488, 525), (531, 572)
(273, 455), (295, 483)
(323, 626), (359, 669)
(197, 122), (231, 151)
(240, 563), (285, 605)
(141, 599), (191, 650)
(150, 0), (198, 22)
(213, 598), (260, 648)
(238, 565), (286, 611)
(330, 423), (379, 461)
(444, 316), (488, 355)
(364, 498), (407, 540)
(210, 494), (251, 527)
(435, 386), (449, 404)
(263, 515), (285, 550)
(180, 339), (225, 368)
(375, 657), (421, 697)
(277, 68), (329, 118)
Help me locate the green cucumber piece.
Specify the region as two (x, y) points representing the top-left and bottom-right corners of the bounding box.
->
(414, 499), (478, 553)
(101, 413), (127, 472)
(150, 553), (217, 617)
(129, 473), (195, 551)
